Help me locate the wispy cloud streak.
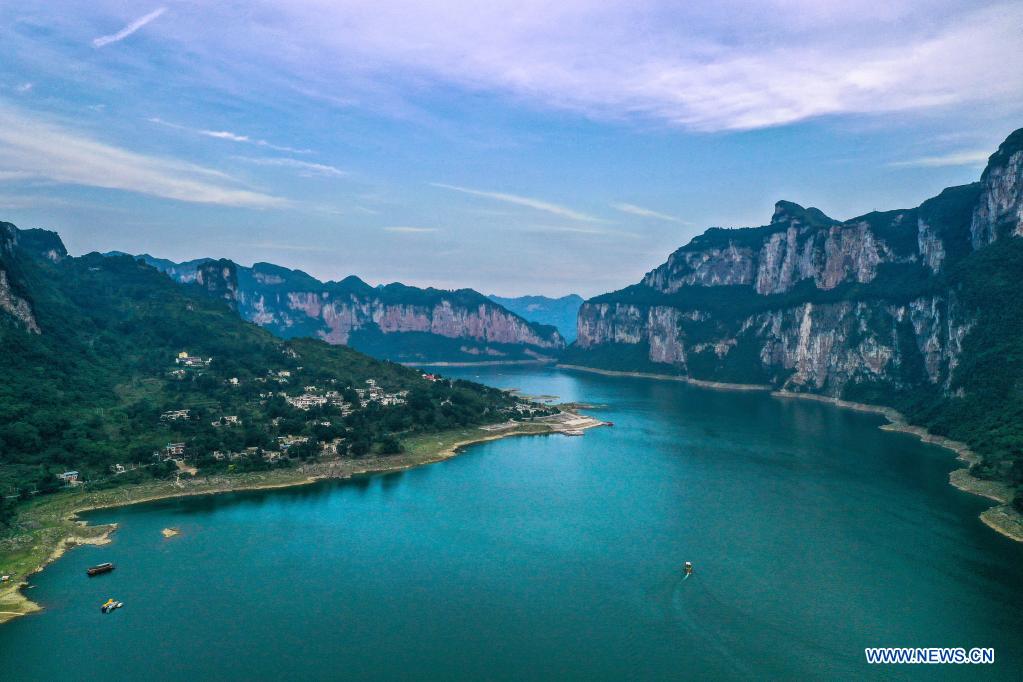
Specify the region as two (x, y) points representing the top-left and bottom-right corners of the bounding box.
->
(149, 118), (311, 154)
(610, 202), (689, 224)
(888, 150), (992, 168)
(0, 106), (286, 208)
(238, 157), (347, 177)
(383, 226), (439, 233)
(523, 224), (639, 238)
(93, 7), (167, 48)
(431, 183), (600, 223)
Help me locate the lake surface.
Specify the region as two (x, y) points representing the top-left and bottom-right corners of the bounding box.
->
(2, 367), (1022, 680)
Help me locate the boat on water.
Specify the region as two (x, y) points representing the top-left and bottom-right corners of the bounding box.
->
(87, 562), (115, 577)
(683, 561), (694, 578)
(563, 429), (585, 436)
(101, 598), (123, 613)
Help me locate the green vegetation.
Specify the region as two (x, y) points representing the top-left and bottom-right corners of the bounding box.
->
(893, 238), (1023, 509)
(0, 229), (539, 525)
(348, 327), (557, 364)
(561, 342), (676, 375)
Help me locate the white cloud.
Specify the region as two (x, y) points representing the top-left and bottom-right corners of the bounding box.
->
(237, 156), (347, 178)
(93, 7), (167, 48)
(610, 202), (689, 223)
(523, 224), (639, 239)
(15, 83), (32, 93)
(0, 105), (286, 208)
(148, 118), (312, 154)
(150, 0), (1023, 132)
(888, 150), (992, 168)
(383, 226), (439, 233)
(431, 183), (600, 223)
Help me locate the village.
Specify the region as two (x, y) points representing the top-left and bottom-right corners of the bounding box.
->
(150, 353), (416, 470)
(46, 350), (580, 490)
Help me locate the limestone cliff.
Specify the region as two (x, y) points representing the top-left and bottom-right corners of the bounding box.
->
(195, 259), (239, 311)
(570, 130), (1022, 402)
(0, 222), (41, 333)
(136, 257), (564, 363)
(970, 128), (1023, 248)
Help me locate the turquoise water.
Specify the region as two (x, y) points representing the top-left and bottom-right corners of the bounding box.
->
(1, 367), (1021, 680)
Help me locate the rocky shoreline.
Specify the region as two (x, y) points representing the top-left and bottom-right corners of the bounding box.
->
(561, 364), (1023, 543)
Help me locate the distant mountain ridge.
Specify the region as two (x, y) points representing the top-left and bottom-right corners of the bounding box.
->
(488, 294), (584, 342)
(112, 253), (565, 364)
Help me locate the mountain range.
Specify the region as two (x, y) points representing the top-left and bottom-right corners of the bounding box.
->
(109, 255), (566, 365)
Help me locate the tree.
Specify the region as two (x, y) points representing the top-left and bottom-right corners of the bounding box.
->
(377, 435), (403, 455)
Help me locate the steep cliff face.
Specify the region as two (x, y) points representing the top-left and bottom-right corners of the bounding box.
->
(0, 222), (41, 333)
(575, 292), (971, 398)
(571, 129), (1023, 403)
(236, 266), (564, 362)
(135, 257), (564, 362)
(971, 128), (1023, 248)
(640, 200), (921, 298)
(196, 259), (239, 311)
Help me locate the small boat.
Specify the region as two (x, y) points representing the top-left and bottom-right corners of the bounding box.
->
(683, 561), (694, 578)
(563, 429), (585, 436)
(87, 562), (115, 577)
(100, 599), (123, 613)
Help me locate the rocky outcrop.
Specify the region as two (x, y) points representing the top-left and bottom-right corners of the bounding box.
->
(641, 201), (920, 298)
(0, 223), (40, 333)
(971, 129), (1023, 248)
(0, 269), (39, 333)
(195, 259), (239, 311)
(16, 228), (67, 263)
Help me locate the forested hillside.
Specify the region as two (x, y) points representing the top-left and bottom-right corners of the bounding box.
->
(0, 223), (534, 524)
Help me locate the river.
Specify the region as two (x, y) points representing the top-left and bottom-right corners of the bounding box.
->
(1, 366), (1021, 680)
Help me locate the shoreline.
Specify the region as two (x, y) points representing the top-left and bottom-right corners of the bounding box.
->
(561, 364), (1023, 543)
(556, 364), (772, 391)
(402, 359), (555, 368)
(0, 414), (602, 625)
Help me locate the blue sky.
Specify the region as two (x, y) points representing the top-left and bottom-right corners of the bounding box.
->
(0, 1), (1020, 296)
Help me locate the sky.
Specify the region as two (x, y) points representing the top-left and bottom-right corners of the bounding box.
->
(0, 1), (1020, 297)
